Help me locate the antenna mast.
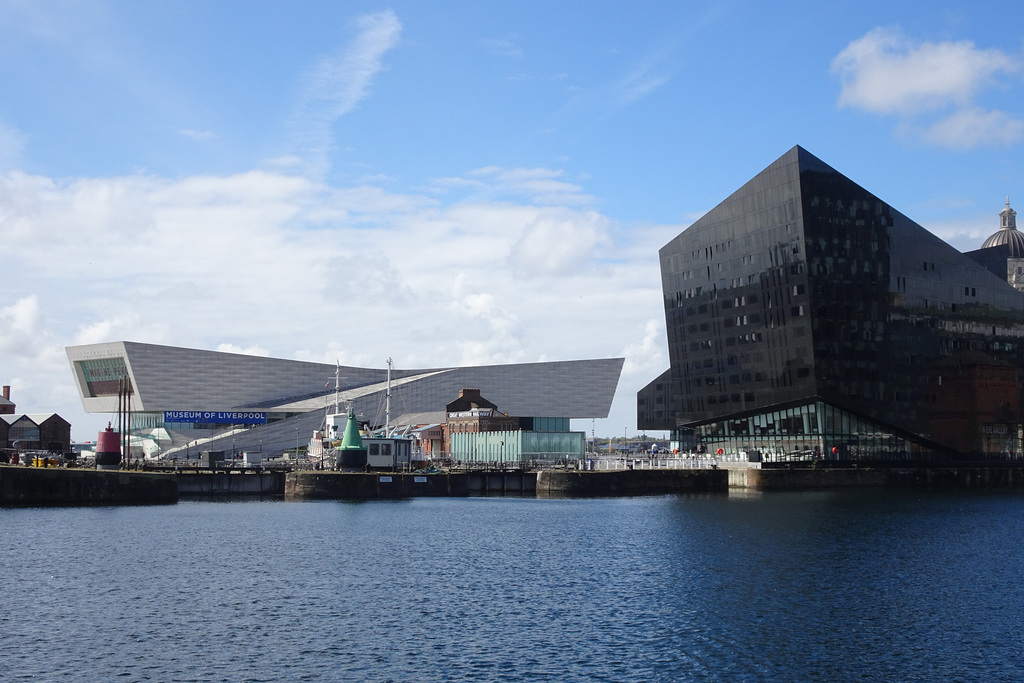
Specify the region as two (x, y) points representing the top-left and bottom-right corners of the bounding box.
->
(334, 361), (340, 414)
(385, 357), (392, 437)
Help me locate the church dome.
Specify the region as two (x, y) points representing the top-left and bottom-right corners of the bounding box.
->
(981, 199), (1024, 257)
(981, 226), (1024, 256)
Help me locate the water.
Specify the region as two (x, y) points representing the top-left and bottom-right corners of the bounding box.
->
(2, 490), (1023, 682)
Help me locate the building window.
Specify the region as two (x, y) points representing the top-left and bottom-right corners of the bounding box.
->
(9, 421), (40, 443)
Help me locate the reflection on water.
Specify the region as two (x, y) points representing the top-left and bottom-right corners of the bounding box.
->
(2, 490), (1022, 682)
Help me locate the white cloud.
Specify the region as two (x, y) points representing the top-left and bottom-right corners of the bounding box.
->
(289, 10), (402, 177)
(178, 129), (217, 141)
(448, 283), (526, 365)
(74, 314), (144, 347)
(0, 295), (74, 416)
(833, 27), (1016, 114)
(621, 317), (668, 379)
(265, 155), (304, 169)
(510, 209), (610, 273)
(921, 106), (1024, 149)
(613, 44), (675, 106)
(0, 295), (47, 356)
(452, 166), (595, 206)
(615, 67), (670, 106)
(832, 27), (1023, 149)
(482, 36), (523, 59)
(308, 10), (402, 117)
(217, 343), (271, 357)
(0, 161), (677, 440)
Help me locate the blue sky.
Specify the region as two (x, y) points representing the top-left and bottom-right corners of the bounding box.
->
(2, 1), (1024, 442)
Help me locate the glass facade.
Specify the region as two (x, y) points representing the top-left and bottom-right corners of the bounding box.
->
(639, 146), (1024, 460)
(450, 430), (585, 466)
(692, 400), (948, 463)
(77, 357), (129, 397)
(8, 419), (40, 444)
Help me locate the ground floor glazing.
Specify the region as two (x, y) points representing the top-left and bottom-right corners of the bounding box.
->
(678, 400), (948, 462)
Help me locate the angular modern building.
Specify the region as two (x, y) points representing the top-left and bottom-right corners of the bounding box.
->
(638, 146), (1024, 462)
(66, 341), (623, 459)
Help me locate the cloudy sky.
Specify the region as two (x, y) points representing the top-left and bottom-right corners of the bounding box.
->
(2, 1), (1024, 441)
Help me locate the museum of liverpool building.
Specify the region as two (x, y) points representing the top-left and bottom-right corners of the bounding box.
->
(638, 145), (1024, 463)
(65, 341), (623, 460)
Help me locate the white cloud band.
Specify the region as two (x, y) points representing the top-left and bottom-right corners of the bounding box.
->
(832, 27), (1023, 149)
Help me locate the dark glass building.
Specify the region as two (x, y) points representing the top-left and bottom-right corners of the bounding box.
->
(638, 146), (1024, 462)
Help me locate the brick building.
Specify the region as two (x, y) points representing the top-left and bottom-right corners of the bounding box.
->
(2, 413), (72, 454)
(0, 385), (14, 415)
(927, 352), (1021, 456)
(444, 389), (518, 441)
(0, 387), (72, 455)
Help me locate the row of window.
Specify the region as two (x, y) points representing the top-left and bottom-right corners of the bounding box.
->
(688, 332), (767, 352)
(807, 196), (890, 216)
(721, 294), (758, 309)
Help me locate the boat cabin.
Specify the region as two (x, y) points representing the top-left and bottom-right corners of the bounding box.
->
(365, 437), (412, 470)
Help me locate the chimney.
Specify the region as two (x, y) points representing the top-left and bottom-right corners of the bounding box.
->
(2, 385), (8, 400)
(459, 388), (481, 399)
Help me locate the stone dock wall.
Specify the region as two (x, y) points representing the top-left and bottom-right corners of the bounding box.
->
(535, 468), (729, 496)
(286, 469), (729, 500)
(731, 466), (1024, 489)
(0, 465), (178, 506)
(9, 464), (1024, 506)
(285, 471), (536, 500)
(177, 471), (286, 496)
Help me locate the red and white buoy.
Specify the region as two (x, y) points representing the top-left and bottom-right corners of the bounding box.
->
(95, 423), (121, 470)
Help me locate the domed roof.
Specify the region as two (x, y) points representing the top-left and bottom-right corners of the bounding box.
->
(981, 226), (1024, 255)
(981, 199), (1024, 257)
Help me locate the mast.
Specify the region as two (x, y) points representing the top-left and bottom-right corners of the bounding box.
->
(333, 361), (340, 414)
(118, 374), (132, 468)
(385, 357), (392, 437)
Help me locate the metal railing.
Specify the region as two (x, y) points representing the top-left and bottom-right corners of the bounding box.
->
(587, 455), (721, 471)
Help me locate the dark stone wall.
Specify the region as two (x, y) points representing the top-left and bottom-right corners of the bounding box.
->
(176, 471), (285, 496)
(734, 466), (1024, 489)
(289, 470), (727, 499)
(0, 466), (177, 506)
(736, 467), (886, 489)
(288, 472), (465, 499)
(884, 467), (1024, 488)
(535, 469), (728, 496)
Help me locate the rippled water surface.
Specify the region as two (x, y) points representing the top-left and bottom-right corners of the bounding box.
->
(2, 490), (1024, 681)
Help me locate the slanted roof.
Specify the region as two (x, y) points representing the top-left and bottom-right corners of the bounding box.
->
(390, 411), (446, 426)
(446, 389), (499, 412)
(25, 413), (63, 425)
(1, 413), (70, 427)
